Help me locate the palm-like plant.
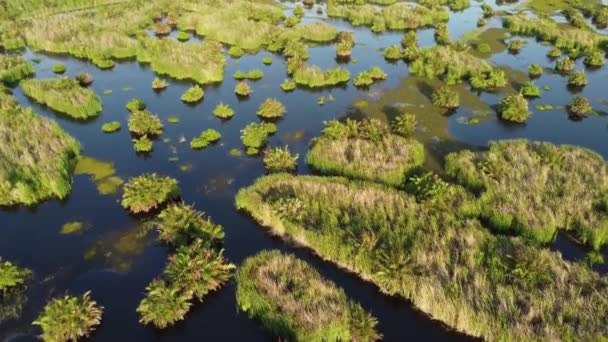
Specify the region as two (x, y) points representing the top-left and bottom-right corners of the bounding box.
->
(392, 113), (417, 137)
(155, 203), (225, 245)
(121, 173), (180, 214)
(0, 259), (31, 293)
(137, 279), (191, 329)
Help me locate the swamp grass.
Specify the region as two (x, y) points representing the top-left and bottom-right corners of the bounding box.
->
(190, 129), (221, 149)
(241, 122), (277, 155)
(236, 250), (380, 341)
(292, 65), (350, 88)
(21, 78), (102, 119)
(263, 146), (299, 173)
(446, 140), (608, 250)
(121, 173), (180, 214)
(0, 259), (31, 293)
(128, 110), (163, 136)
(307, 119), (424, 187)
(181, 85), (204, 103)
(0, 90), (80, 206)
(236, 173), (608, 341)
(0, 55), (34, 84)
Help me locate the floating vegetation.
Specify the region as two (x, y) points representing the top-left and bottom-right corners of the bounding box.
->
(181, 85), (204, 103)
(152, 78), (168, 90)
(263, 146), (299, 173)
(307, 119), (424, 187)
(520, 82), (541, 98)
(167, 116), (179, 124)
(236, 251), (380, 341)
(121, 173), (180, 214)
(101, 121), (121, 133)
(497, 94), (530, 123)
(292, 65), (349, 88)
(52, 63), (66, 74)
(176, 31), (191, 42)
(241, 122), (277, 155)
(262, 57), (272, 65)
(0, 259), (31, 293)
(213, 103), (235, 120)
(280, 79), (296, 92)
(60, 221), (86, 235)
(21, 78), (102, 119)
(257, 98), (286, 120)
(228, 46), (245, 58)
(128, 110), (163, 136)
(74, 157), (124, 195)
(0, 55), (35, 84)
(33, 291), (103, 342)
(234, 81), (252, 96)
(133, 135), (153, 153)
(567, 95), (592, 118)
(353, 66), (386, 87)
(233, 69), (264, 80)
(0, 90), (80, 206)
(190, 129), (222, 149)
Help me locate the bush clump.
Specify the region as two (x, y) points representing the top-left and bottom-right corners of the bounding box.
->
(213, 103), (235, 119)
(584, 51), (605, 67)
(33, 292), (103, 342)
(181, 85), (204, 103)
(190, 129), (221, 149)
(153, 202), (225, 246)
(21, 78), (102, 119)
(128, 110), (163, 136)
(567, 95), (592, 118)
(257, 98), (286, 120)
(507, 39), (525, 53)
(280, 79), (296, 92)
(520, 82), (541, 97)
(152, 78), (168, 90)
(568, 70), (587, 87)
(383, 45), (402, 60)
(470, 69), (507, 90)
(497, 94), (530, 123)
(236, 251), (380, 341)
(263, 146), (299, 173)
(101, 121), (121, 133)
(235, 81), (252, 96)
(555, 57), (575, 73)
(121, 173), (180, 214)
(126, 98), (145, 112)
(431, 85), (459, 109)
(336, 31), (355, 58)
(392, 112), (417, 137)
(528, 64), (543, 78)
(0, 259), (31, 293)
(241, 122), (277, 155)
(133, 135), (153, 153)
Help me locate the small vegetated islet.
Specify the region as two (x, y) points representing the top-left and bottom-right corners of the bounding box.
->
(213, 103), (235, 119)
(257, 98), (286, 120)
(128, 110), (163, 136)
(181, 85), (204, 103)
(497, 94), (530, 123)
(190, 129), (222, 149)
(101, 121), (121, 133)
(121, 173), (180, 214)
(21, 78), (102, 119)
(241, 122), (277, 155)
(263, 146), (299, 173)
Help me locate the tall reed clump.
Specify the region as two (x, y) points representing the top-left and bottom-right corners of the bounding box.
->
(235, 81), (252, 96)
(21, 78), (102, 119)
(257, 98), (286, 120)
(236, 250), (380, 341)
(292, 64), (350, 88)
(0, 90), (80, 206)
(33, 291), (103, 342)
(213, 102), (235, 119)
(121, 173), (180, 214)
(336, 31), (354, 58)
(128, 110), (163, 136)
(307, 119), (424, 187)
(241, 122), (277, 155)
(263, 146), (299, 173)
(236, 173), (608, 341)
(497, 94), (530, 123)
(0, 55), (35, 84)
(446, 140), (608, 250)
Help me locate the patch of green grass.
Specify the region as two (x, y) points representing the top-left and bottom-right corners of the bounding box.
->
(121, 173), (180, 214)
(236, 250), (380, 341)
(177, 31), (191, 42)
(263, 146), (299, 173)
(0, 55), (35, 84)
(295, 22), (337, 42)
(101, 121), (121, 133)
(0, 259), (31, 293)
(213, 103), (235, 120)
(241, 122), (277, 155)
(21, 78), (102, 119)
(257, 98), (286, 120)
(233, 69), (264, 80)
(181, 85), (204, 103)
(234, 81), (252, 96)
(292, 65), (349, 88)
(133, 135), (153, 153)
(128, 110), (163, 136)
(190, 129), (221, 149)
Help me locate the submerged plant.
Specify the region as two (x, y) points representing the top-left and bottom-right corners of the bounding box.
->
(121, 173), (180, 214)
(263, 146), (299, 173)
(498, 94), (530, 123)
(181, 85), (204, 103)
(33, 292), (103, 342)
(213, 103), (235, 119)
(257, 98), (286, 120)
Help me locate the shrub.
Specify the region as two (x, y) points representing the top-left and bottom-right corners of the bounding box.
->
(584, 51), (605, 67)
(263, 146), (299, 173)
(369, 66), (387, 80)
(507, 39), (525, 53)
(121, 173), (180, 214)
(52, 63), (66, 74)
(75, 72), (94, 86)
(280, 79), (296, 91)
(392, 113), (417, 137)
(498, 94), (530, 123)
(0, 259), (31, 293)
(568, 70), (587, 87)
(181, 85), (204, 103)
(241, 122), (277, 155)
(520, 82), (541, 97)
(190, 129), (222, 149)
(101, 121), (121, 133)
(555, 57), (575, 73)
(383, 45), (402, 60)
(401, 30), (417, 49)
(528, 64), (543, 78)
(470, 70), (507, 90)
(21, 78), (102, 119)
(126, 98), (145, 112)
(236, 251), (380, 341)
(262, 57), (272, 65)
(128, 110), (163, 136)
(33, 292), (103, 342)
(257, 98), (286, 120)
(434, 23), (450, 45)
(235, 81), (252, 96)
(154, 202), (224, 246)
(177, 31), (191, 41)
(213, 103), (235, 119)
(133, 135), (153, 153)
(152, 78), (168, 90)
(567, 95), (592, 117)
(593, 7), (608, 29)
(228, 46), (245, 58)
(431, 85), (459, 109)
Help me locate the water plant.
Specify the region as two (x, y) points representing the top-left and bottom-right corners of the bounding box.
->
(567, 95), (592, 118)
(434, 23), (450, 45)
(0, 90), (80, 206)
(0, 55), (35, 84)
(336, 31), (354, 58)
(190, 129), (221, 149)
(568, 70), (588, 87)
(520, 82), (541, 97)
(176, 31), (190, 41)
(101, 121), (121, 133)
(128, 110), (163, 136)
(181, 85), (204, 103)
(392, 112), (417, 137)
(470, 69), (507, 90)
(241, 122), (277, 155)
(228, 46), (245, 58)
(21, 78), (102, 119)
(52, 63), (66, 74)
(584, 51), (605, 67)
(126, 98), (145, 112)
(213, 103), (235, 119)
(257, 98), (286, 120)
(137, 279), (191, 329)
(383, 45), (402, 60)
(280, 79), (296, 92)
(121, 173), (180, 214)
(431, 85), (459, 108)
(292, 65), (349, 88)
(235, 81), (252, 96)
(152, 78), (168, 90)
(353, 72), (373, 87)
(133, 135), (153, 153)
(33, 291), (103, 342)
(236, 250), (380, 341)
(555, 57), (575, 73)
(153, 202), (225, 246)
(0, 259), (31, 293)
(263, 146), (299, 173)
(528, 64), (543, 78)
(233, 69), (264, 80)
(262, 57), (272, 65)
(507, 39), (525, 53)
(497, 94), (530, 123)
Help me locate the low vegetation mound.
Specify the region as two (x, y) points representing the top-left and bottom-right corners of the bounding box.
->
(21, 78), (102, 119)
(307, 119), (424, 187)
(292, 65), (350, 88)
(0, 55), (34, 84)
(446, 140), (608, 249)
(0, 90), (80, 206)
(241, 122), (277, 155)
(0, 259), (31, 293)
(236, 250), (380, 341)
(236, 173), (608, 341)
(121, 173), (180, 214)
(128, 110), (163, 136)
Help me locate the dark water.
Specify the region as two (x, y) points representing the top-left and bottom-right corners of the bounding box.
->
(1, 2), (607, 340)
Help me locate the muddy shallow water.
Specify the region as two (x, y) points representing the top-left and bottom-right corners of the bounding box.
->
(2, 2), (608, 340)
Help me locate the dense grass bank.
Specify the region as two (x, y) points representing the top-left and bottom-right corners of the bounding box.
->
(0, 90), (80, 206)
(307, 119), (424, 187)
(446, 140), (608, 250)
(292, 65), (350, 88)
(0, 55), (34, 83)
(21, 78), (102, 119)
(236, 250), (380, 341)
(236, 173), (608, 341)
